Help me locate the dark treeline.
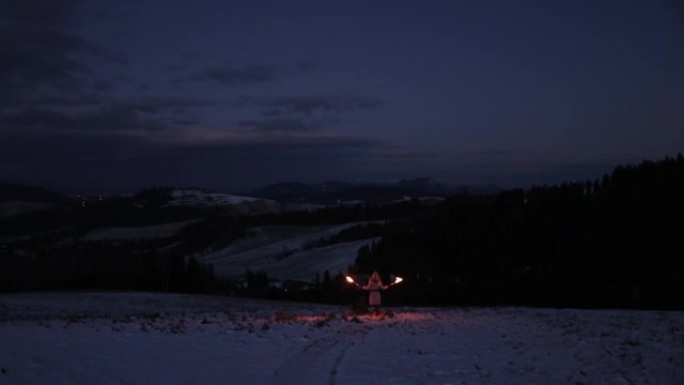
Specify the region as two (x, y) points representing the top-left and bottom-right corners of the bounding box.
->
(0, 189), (408, 295)
(0, 214), (247, 294)
(245, 200), (429, 226)
(355, 155), (684, 310)
(0, 186), (242, 294)
(2, 156), (683, 311)
(0, 187), (201, 236)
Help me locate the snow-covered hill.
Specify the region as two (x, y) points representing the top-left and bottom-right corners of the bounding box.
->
(76, 220), (381, 284)
(198, 223), (379, 282)
(167, 189), (268, 206)
(1, 292), (682, 385)
(73, 219), (374, 284)
(166, 188), (324, 215)
(243, 177), (470, 204)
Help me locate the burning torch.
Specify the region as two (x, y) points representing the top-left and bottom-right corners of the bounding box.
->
(345, 275), (404, 287)
(345, 275), (360, 287)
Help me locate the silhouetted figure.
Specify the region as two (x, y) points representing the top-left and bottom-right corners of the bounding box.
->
(362, 271), (388, 311)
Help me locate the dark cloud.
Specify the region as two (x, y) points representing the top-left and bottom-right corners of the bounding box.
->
(1, 97), (212, 134)
(116, 97), (214, 115)
(669, 0), (684, 27)
(0, 1), (220, 153)
(295, 60), (317, 71)
(182, 59), (318, 87)
(476, 149), (520, 156)
(91, 78), (115, 92)
(2, 108), (77, 131)
(256, 95), (382, 116)
(2, 0), (77, 27)
(145, 126), (384, 149)
(0, 27), (96, 99)
(172, 117), (200, 126)
(189, 64), (279, 86)
(2, 106), (155, 133)
(0, 0), (121, 113)
(10, 94), (104, 108)
(232, 95), (383, 123)
(93, 8), (135, 23)
(229, 95), (381, 137)
(166, 52), (203, 73)
(237, 118), (318, 133)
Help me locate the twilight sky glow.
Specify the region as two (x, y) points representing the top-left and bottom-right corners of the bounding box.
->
(1, 0), (682, 194)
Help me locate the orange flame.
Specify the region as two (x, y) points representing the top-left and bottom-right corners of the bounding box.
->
(345, 276), (355, 284)
(394, 276), (403, 284)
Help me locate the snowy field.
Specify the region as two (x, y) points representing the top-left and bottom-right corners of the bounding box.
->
(1, 292), (682, 385)
(199, 223), (379, 282)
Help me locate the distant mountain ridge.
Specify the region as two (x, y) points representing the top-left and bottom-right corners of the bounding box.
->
(162, 188), (323, 215)
(0, 177), (501, 219)
(243, 178), (500, 204)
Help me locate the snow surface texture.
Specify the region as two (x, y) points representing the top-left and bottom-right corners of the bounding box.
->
(199, 223), (379, 282)
(1, 292), (683, 385)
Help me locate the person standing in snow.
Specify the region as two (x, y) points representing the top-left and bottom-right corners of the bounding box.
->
(362, 271), (389, 311)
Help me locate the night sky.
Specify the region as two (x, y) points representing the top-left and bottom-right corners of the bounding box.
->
(2, 0), (682, 194)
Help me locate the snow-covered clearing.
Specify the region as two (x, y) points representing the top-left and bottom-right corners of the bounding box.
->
(1, 292), (682, 385)
(199, 223), (379, 282)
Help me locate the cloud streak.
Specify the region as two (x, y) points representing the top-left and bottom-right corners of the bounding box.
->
(262, 95), (382, 115)
(237, 118), (319, 133)
(2, 96), (213, 133)
(182, 60), (319, 87)
(189, 64), (278, 86)
(236, 95), (383, 117)
(228, 95), (383, 140)
(144, 127), (384, 149)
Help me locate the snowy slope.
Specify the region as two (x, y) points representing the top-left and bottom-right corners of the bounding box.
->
(199, 223), (378, 282)
(1, 292), (682, 385)
(77, 221), (374, 283)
